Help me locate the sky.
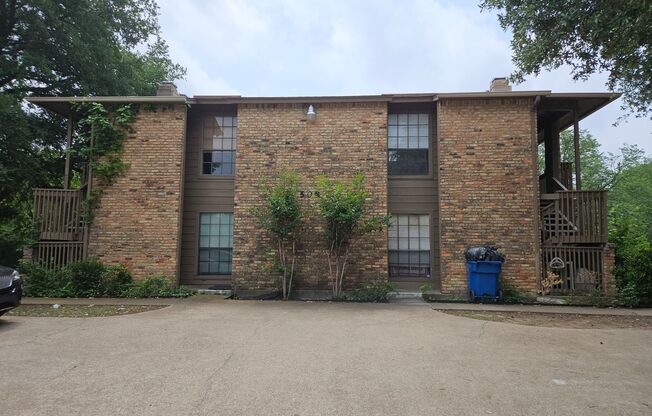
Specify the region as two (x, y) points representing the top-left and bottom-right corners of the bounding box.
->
(156, 0), (651, 155)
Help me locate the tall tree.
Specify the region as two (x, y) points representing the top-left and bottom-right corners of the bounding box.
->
(538, 129), (650, 190)
(0, 0), (185, 266)
(481, 0), (652, 118)
(1, 0), (185, 97)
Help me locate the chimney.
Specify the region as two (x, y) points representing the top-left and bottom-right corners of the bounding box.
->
(156, 81), (179, 96)
(489, 77), (511, 92)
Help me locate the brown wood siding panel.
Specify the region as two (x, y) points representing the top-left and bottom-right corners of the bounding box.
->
(387, 106), (441, 288)
(180, 107), (235, 286)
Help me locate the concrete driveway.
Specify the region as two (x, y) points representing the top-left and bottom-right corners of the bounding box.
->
(1, 297), (651, 416)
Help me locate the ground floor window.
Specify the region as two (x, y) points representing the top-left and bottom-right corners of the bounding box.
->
(198, 213), (233, 275)
(388, 214), (430, 278)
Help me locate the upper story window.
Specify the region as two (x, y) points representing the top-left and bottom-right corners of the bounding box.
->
(388, 113), (429, 176)
(203, 116), (237, 176)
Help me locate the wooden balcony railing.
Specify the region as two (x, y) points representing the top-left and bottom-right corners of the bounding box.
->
(31, 241), (86, 269)
(33, 188), (85, 241)
(541, 245), (605, 294)
(540, 190), (608, 244)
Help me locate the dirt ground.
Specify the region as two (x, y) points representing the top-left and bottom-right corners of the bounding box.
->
(440, 309), (652, 329)
(7, 304), (167, 317)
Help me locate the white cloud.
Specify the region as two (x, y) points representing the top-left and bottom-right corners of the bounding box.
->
(157, 0), (651, 154)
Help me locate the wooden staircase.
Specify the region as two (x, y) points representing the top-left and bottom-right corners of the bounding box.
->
(539, 190), (609, 294)
(31, 188), (88, 268)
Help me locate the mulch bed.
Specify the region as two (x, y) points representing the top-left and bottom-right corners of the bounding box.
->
(8, 304), (167, 318)
(439, 310), (652, 329)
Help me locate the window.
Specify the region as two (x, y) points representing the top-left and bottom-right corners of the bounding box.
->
(387, 113), (429, 175)
(198, 213), (233, 274)
(388, 214), (430, 278)
(202, 116), (236, 176)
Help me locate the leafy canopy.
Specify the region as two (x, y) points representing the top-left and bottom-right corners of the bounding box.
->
(0, 0), (185, 97)
(315, 173), (388, 248)
(254, 172), (302, 240)
(0, 0), (185, 267)
(481, 0), (652, 118)
(609, 162), (652, 305)
(538, 129), (650, 190)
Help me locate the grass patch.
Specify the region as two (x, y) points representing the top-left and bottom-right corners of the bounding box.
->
(439, 310), (652, 329)
(7, 304), (167, 318)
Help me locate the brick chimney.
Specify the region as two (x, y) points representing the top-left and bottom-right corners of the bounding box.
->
(156, 81), (179, 96)
(489, 77), (512, 92)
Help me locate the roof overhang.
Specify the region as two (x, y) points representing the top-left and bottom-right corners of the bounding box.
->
(537, 92), (621, 135)
(435, 90), (550, 99)
(26, 91), (620, 126)
(189, 91), (552, 105)
(25, 95), (188, 118)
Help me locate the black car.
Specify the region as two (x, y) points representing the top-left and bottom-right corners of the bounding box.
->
(0, 266), (22, 316)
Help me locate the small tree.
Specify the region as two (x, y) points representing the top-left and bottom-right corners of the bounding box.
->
(315, 173), (390, 297)
(252, 172), (302, 300)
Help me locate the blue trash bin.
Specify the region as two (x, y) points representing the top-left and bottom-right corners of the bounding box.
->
(467, 261), (502, 302)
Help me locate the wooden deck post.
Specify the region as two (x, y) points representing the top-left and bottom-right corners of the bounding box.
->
(63, 117), (73, 189)
(83, 124), (94, 259)
(573, 110), (582, 190)
(543, 118), (561, 192)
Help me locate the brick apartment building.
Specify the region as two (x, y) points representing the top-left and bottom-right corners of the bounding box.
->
(27, 78), (619, 297)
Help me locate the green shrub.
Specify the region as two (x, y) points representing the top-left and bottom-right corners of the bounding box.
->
(343, 280), (396, 303)
(121, 275), (195, 298)
(614, 240), (652, 306)
(67, 258), (106, 297)
(251, 171), (302, 300)
(103, 264), (133, 296)
(315, 173), (390, 297)
(500, 280), (537, 304)
(19, 260), (194, 298)
(19, 260), (72, 297)
(610, 210), (652, 306)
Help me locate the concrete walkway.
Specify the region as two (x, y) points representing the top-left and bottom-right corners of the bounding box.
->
(2, 297), (651, 415)
(22, 296), (652, 316)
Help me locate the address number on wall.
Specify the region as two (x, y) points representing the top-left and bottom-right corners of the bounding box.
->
(299, 190), (321, 198)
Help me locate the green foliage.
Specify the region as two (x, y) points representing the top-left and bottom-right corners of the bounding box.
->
(251, 172), (302, 299)
(500, 280), (537, 304)
(20, 260), (72, 298)
(121, 276), (195, 298)
(538, 130), (650, 190)
(71, 102), (137, 223)
(538, 131), (651, 305)
(0, 0), (184, 268)
(608, 162), (652, 306)
(67, 258), (107, 298)
(103, 264), (133, 297)
(315, 173), (391, 296)
(342, 280), (396, 303)
(565, 289), (618, 307)
(316, 173), (389, 248)
(19, 259), (194, 298)
(1, 0), (185, 98)
(0, 195), (39, 266)
(253, 172), (302, 239)
(481, 0), (651, 118)
(419, 284), (432, 294)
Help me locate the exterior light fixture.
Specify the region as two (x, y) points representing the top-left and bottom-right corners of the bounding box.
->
(306, 105), (316, 122)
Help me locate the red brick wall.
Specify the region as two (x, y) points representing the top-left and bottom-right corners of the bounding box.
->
(437, 98), (539, 294)
(232, 102), (388, 293)
(88, 104), (186, 281)
(602, 244), (616, 296)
